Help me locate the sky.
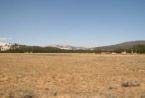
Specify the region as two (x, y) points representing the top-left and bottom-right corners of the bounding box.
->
(0, 0), (145, 47)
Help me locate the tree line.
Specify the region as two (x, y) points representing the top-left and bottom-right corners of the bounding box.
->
(1, 44), (145, 53)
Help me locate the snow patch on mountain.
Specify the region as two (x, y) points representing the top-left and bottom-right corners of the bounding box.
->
(0, 41), (11, 51)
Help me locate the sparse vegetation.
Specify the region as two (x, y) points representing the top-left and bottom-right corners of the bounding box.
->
(0, 53), (145, 98)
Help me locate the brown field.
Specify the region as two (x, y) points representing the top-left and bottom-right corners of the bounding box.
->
(0, 53), (145, 98)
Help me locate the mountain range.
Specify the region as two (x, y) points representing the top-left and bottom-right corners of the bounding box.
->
(94, 40), (145, 51)
(0, 40), (145, 52)
(47, 44), (87, 50)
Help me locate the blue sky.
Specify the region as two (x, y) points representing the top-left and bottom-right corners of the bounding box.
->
(0, 0), (145, 47)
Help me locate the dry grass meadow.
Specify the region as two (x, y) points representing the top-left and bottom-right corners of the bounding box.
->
(0, 53), (145, 98)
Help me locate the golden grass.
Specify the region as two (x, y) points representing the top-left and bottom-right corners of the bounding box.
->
(0, 53), (145, 98)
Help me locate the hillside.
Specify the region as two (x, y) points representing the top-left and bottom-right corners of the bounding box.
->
(94, 40), (145, 51)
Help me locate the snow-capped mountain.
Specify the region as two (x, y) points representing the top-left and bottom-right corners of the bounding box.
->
(47, 44), (87, 50)
(0, 41), (11, 51)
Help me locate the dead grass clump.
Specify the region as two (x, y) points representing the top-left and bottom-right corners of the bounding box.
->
(5, 90), (36, 98)
(140, 92), (145, 98)
(21, 90), (35, 98)
(103, 90), (117, 98)
(6, 92), (15, 98)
